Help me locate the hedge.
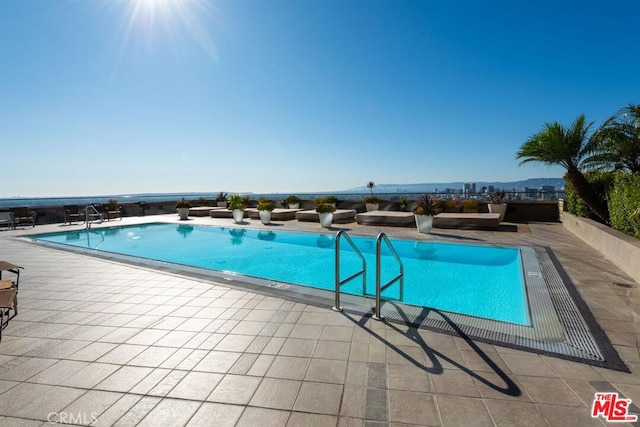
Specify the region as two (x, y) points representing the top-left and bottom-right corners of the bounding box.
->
(565, 171), (640, 239)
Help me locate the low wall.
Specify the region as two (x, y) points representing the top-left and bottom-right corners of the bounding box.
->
(562, 212), (640, 284)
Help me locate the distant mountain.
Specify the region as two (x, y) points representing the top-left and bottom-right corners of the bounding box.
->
(344, 178), (564, 193)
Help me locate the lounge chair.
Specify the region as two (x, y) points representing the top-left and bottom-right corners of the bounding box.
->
(9, 207), (35, 228)
(63, 205), (84, 224)
(0, 280), (17, 341)
(0, 261), (23, 319)
(104, 203), (122, 221)
(0, 212), (14, 230)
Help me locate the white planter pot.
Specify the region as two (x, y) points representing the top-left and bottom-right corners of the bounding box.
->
(365, 203), (379, 212)
(217, 201), (228, 208)
(259, 210), (271, 225)
(232, 209), (244, 223)
(318, 212), (333, 228)
(488, 203), (507, 221)
(177, 207), (189, 220)
(288, 203), (300, 209)
(415, 214), (433, 234)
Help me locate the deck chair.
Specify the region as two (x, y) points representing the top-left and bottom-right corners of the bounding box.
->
(9, 207), (35, 228)
(0, 281), (17, 341)
(105, 204), (122, 221)
(0, 261), (22, 318)
(63, 205), (84, 224)
(0, 212), (14, 230)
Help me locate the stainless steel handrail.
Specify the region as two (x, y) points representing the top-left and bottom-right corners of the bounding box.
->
(373, 232), (404, 320)
(85, 205), (103, 229)
(334, 230), (366, 312)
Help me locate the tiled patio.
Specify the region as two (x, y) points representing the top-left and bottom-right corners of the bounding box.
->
(0, 215), (639, 426)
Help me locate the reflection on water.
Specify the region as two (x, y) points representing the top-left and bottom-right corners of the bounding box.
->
(316, 235), (334, 248)
(412, 242), (437, 259)
(229, 228), (246, 246)
(258, 231), (276, 241)
(177, 225), (194, 238)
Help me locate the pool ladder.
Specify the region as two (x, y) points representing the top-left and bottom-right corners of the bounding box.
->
(333, 230), (404, 320)
(84, 205), (103, 229)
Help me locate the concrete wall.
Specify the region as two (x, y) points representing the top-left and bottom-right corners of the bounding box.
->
(562, 212), (640, 285)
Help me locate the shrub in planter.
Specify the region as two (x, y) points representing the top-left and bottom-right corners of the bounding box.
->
(316, 203), (336, 228)
(286, 195), (301, 209)
(462, 199), (479, 213)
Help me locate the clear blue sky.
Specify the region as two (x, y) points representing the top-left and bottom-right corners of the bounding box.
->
(1, 0), (638, 197)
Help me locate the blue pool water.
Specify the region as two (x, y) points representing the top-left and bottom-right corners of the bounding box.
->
(30, 223), (529, 325)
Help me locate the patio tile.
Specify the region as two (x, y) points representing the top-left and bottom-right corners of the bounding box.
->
(96, 366), (154, 392)
(14, 386), (86, 421)
(207, 374), (261, 404)
(26, 360), (89, 385)
(214, 334), (255, 352)
(517, 375), (584, 406)
(537, 403), (604, 426)
(266, 355), (310, 380)
(0, 382), (53, 415)
(167, 371), (223, 400)
(194, 350), (242, 373)
(287, 412), (338, 427)
(113, 396), (161, 427)
(340, 386), (365, 418)
(314, 340), (352, 360)
(97, 344), (147, 364)
(59, 363), (121, 389)
(236, 407), (290, 427)
(0, 357), (57, 381)
(305, 359), (348, 384)
(129, 368), (172, 395)
(127, 346), (178, 367)
(186, 402), (244, 427)
(388, 390), (439, 426)
(484, 400), (548, 426)
(61, 390), (123, 422)
(279, 338), (317, 357)
(146, 370), (188, 397)
(430, 369), (481, 397)
(293, 382), (343, 415)
(250, 377), (302, 410)
(436, 395), (492, 426)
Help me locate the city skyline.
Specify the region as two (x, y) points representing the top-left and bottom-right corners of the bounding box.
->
(1, 1), (638, 197)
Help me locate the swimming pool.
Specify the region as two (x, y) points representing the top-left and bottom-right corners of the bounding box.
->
(30, 223), (529, 325)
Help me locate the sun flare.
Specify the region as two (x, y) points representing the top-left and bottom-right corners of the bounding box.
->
(120, 0), (221, 59)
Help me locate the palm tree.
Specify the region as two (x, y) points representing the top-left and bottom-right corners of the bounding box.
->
(590, 104), (640, 174)
(367, 181), (375, 197)
(516, 114), (609, 223)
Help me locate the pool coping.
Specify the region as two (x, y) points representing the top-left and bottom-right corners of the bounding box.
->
(22, 223), (628, 372)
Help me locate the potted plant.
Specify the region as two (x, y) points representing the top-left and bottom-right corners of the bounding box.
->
(444, 198), (460, 213)
(462, 199), (479, 213)
(227, 193), (245, 224)
(216, 192), (229, 208)
(399, 196), (410, 212)
(433, 199), (444, 214)
(488, 191), (507, 221)
(322, 195), (338, 207)
(413, 194), (437, 233)
(197, 197), (208, 207)
(257, 197), (275, 225)
(286, 195), (301, 209)
(176, 198), (192, 220)
(363, 195), (382, 212)
(316, 203), (336, 228)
